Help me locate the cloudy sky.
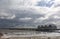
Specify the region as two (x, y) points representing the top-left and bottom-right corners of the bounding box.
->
(0, 0), (60, 28)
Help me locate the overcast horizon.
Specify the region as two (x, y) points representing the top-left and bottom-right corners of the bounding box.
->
(0, 0), (60, 28)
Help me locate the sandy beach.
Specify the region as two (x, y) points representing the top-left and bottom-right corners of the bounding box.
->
(1, 32), (60, 39)
(1, 36), (60, 39)
(0, 30), (60, 39)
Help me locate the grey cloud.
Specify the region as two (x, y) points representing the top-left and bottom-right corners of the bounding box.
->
(0, 8), (45, 28)
(0, 0), (46, 28)
(0, 0), (60, 28)
(34, 12), (60, 26)
(54, 4), (60, 7)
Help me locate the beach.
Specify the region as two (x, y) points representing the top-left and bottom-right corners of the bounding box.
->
(1, 35), (60, 39)
(1, 32), (60, 39)
(0, 30), (60, 39)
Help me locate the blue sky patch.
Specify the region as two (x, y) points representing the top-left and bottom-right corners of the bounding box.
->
(37, 0), (55, 8)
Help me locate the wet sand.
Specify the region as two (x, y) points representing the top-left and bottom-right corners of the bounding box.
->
(1, 36), (60, 39)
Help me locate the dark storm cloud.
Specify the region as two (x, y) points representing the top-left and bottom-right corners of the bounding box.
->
(0, 8), (45, 28)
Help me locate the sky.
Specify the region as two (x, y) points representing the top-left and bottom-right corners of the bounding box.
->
(0, 0), (60, 28)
